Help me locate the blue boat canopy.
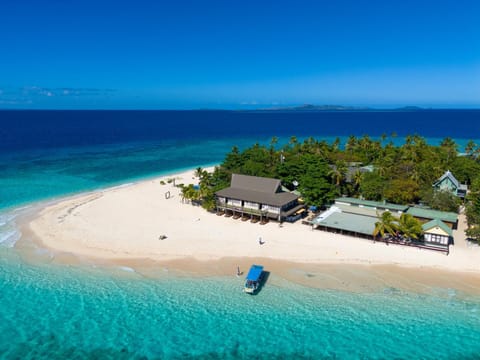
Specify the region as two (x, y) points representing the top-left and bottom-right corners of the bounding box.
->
(246, 265), (263, 281)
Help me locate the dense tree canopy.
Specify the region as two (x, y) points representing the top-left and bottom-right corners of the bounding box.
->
(190, 135), (480, 243)
(202, 135), (479, 205)
(466, 176), (480, 244)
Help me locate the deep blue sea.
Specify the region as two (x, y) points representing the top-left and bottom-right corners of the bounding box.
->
(1, 110), (479, 211)
(1, 110), (480, 359)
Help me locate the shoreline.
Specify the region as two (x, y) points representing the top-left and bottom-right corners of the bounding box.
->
(0, 161), (219, 214)
(100, 256), (480, 296)
(14, 166), (480, 295)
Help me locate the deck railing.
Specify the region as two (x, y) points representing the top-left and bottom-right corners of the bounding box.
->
(216, 203), (270, 217)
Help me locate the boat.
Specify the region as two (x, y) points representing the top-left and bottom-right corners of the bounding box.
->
(244, 264), (264, 294)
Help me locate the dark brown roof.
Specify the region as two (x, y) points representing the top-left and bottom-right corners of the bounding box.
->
(231, 174), (281, 193)
(216, 174), (298, 207)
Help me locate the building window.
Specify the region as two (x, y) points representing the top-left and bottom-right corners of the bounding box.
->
(244, 201), (259, 210)
(263, 205), (279, 214)
(426, 233), (447, 245)
(229, 199), (242, 207)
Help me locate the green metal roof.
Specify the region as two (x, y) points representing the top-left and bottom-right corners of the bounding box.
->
(433, 170), (460, 189)
(312, 211), (377, 236)
(335, 197), (408, 212)
(422, 219), (453, 237)
(334, 204), (399, 218)
(406, 207), (458, 224)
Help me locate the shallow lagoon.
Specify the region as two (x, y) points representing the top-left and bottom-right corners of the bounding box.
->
(1, 248), (480, 359)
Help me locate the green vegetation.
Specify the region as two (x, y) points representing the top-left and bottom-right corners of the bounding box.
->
(213, 134), (477, 205)
(466, 176), (480, 244)
(372, 211), (424, 242)
(397, 213), (423, 240)
(420, 189), (460, 212)
(182, 135), (480, 242)
(373, 212), (397, 239)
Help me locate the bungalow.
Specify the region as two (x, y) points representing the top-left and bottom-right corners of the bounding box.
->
(422, 219), (453, 246)
(215, 174), (304, 222)
(433, 170), (467, 198)
(406, 206), (458, 229)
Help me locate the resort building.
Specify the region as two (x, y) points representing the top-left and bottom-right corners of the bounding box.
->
(422, 219), (453, 247)
(433, 170), (468, 198)
(311, 204), (380, 240)
(406, 206), (458, 229)
(310, 197), (459, 252)
(215, 174), (304, 222)
(334, 197), (408, 214)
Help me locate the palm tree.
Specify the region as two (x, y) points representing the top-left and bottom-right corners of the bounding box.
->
(373, 211), (397, 239)
(352, 170), (363, 192)
(359, 135), (373, 163)
(194, 167), (204, 180)
(328, 161), (347, 188)
(180, 184), (192, 203)
(345, 135), (357, 159)
(332, 137), (341, 151)
(388, 131), (398, 149)
(398, 213), (423, 240)
(376, 155), (393, 179)
(269, 136), (279, 167)
(316, 140), (330, 160)
(270, 136), (279, 148)
(465, 140), (477, 157)
(440, 137), (458, 165)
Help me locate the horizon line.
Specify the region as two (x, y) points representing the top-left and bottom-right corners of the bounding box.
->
(1, 106), (480, 111)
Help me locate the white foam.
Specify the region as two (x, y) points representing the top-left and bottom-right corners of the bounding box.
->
(0, 211), (21, 248)
(0, 212), (17, 224)
(13, 205), (32, 212)
(0, 229), (21, 248)
(119, 266), (136, 273)
(109, 183), (135, 191)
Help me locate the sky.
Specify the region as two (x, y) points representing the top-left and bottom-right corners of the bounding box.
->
(0, 0), (479, 109)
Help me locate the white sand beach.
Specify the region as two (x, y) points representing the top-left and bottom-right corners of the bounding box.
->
(23, 167), (480, 281)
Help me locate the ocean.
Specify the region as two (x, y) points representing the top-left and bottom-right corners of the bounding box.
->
(1, 110), (480, 359)
(1, 110), (479, 211)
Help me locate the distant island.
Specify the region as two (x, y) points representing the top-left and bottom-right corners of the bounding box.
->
(255, 104), (430, 112)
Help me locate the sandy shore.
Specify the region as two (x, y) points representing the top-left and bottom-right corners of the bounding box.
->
(20, 167), (480, 293)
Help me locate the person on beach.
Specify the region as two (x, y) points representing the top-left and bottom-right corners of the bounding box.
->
(258, 236), (264, 245)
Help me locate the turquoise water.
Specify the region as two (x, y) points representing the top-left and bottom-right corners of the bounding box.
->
(0, 138), (239, 211)
(2, 110), (480, 359)
(0, 135), (475, 211)
(0, 135), (316, 211)
(0, 132), (479, 359)
(1, 248), (480, 359)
